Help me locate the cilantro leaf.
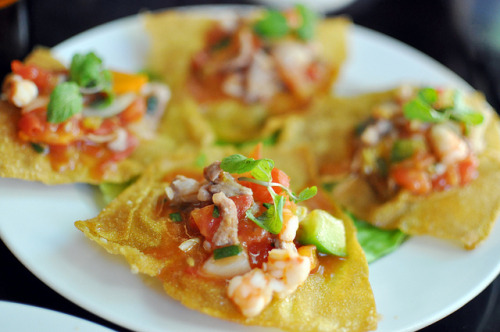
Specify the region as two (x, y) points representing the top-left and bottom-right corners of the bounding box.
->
(403, 88), (484, 128)
(403, 98), (448, 123)
(295, 4), (317, 40)
(417, 87), (438, 104)
(451, 91), (484, 125)
(47, 82), (83, 123)
(253, 10), (289, 39)
(70, 52), (112, 89)
(220, 154), (274, 182)
(296, 186), (318, 202)
(246, 193), (285, 234)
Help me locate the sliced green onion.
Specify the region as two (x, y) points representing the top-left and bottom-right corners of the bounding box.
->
(213, 245), (242, 260)
(169, 212), (182, 222)
(212, 206), (220, 218)
(31, 143), (47, 154)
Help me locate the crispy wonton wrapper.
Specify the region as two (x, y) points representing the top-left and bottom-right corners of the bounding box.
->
(0, 49), (215, 184)
(144, 9), (349, 143)
(269, 88), (500, 249)
(75, 151), (377, 332)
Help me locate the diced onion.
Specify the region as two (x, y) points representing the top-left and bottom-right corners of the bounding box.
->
(82, 92), (136, 118)
(202, 250), (251, 278)
(179, 238), (201, 252)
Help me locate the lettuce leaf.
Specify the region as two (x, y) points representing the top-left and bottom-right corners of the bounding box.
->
(348, 212), (408, 263)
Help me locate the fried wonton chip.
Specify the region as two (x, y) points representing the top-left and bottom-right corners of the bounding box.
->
(0, 49), (215, 184)
(144, 9), (349, 143)
(271, 87), (500, 249)
(75, 152), (377, 332)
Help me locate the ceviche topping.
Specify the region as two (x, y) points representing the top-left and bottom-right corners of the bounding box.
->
(353, 86), (487, 197)
(160, 154), (346, 317)
(2, 52), (171, 178)
(189, 5), (333, 105)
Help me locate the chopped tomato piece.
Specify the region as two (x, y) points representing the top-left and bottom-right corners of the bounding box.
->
(391, 166), (432, 195)
(119, 97), (147, 124)
(11, 60), (59, 94)
(248, 143), (263, 160)
(458, 155), (479, 185)
(190, 195), (254, 243)
(239, 168), (291, 204)
(18, 108), (81, 144)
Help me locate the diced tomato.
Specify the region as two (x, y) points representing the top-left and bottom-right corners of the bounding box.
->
(108, 133), (139, 162)
(119, 97), (147, 124)
(391, 166), (432, 195)
(18, 107), (81, 144)
(89, 118), (118, 135)
(11, 60), (59, 94)
(191, 205), (220, 243)
(239, 216), (273, 268)
(248, 143), (263, 160)
(306, 62), (323, 81)
(190, 195), (254, 243)
(458, 155), (479, 185)
(239, 167), (291, 204)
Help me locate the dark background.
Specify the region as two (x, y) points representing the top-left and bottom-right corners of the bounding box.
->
(2, 0), (500, 331)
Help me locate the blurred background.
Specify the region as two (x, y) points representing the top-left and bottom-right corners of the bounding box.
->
(1, 0), (500, 331)
(2, 0), (500, 111)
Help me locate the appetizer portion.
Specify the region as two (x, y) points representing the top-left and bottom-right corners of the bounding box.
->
(145, 6), (349, 142)
(75, 153), (377, 331)
(0, 48), (171, 184)
(268, 86), (500, 249)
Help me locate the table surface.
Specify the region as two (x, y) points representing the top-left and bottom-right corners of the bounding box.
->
(2, 0), (500, 331)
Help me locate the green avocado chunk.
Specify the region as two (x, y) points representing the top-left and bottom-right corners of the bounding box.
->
(297, 209), (347, 257)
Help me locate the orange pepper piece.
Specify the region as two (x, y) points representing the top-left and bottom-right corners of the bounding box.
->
(111, 71), (148, 94)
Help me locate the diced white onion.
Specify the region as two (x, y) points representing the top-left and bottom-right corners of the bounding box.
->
(82, 93), (136, 118)
(202, 250), (251, 278)
(179, 238), (201, 252)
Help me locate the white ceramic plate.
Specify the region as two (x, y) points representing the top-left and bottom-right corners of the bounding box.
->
(1, 7), (500, 332)
(0, 301), (115, 332)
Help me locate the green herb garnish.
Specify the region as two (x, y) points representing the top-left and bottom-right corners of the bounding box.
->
(169, 212), (182, 222)
(213, 244), (242, 260)
(70, 52), (112, 89)
(253, 9), (289, 39)
(46, 82), (83, 123)
(220, 154), (274, 182)
(296, 4), (317, 40)
(220, 154), (317, 234)
(403, 88), (484, 126)
(246, 193), (285, 234)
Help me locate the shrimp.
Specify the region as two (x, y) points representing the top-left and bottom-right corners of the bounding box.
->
(227, 268), (273, 318)
(265, 248), (311, 298)
(278, 208), (299, 243)
(429, 124), (469, 165)
(227, 247), (311, 317)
